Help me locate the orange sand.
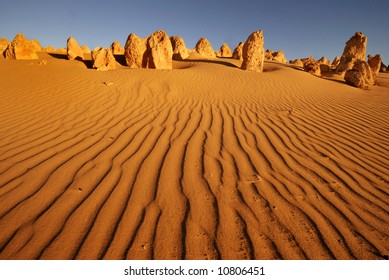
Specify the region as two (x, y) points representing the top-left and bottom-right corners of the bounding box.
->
(0, 52), (388, 259)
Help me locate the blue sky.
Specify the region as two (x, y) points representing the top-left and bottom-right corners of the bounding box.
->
(1, 0), (388, 63)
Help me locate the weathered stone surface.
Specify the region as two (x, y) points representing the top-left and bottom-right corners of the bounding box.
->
(336, 32), (367, 73)
(320, 64), (330, 73)
(331, 56), (340, 67)
(0, 38), (10, 56)
(67, 36), (84, 60)
(111, 41), (124, 54)
(170, 36), (189, 60)
(318, 56), (330, 65)
(232, 42), (244, 60)
(146, 30), (173, 69)
(367, 54), (381, 76)
(241, 30), (265, 73)
(195, 37), (216, 58)
(81, 45), (91, 53)
(272, 50), (287, 63)
(215, 50), (221, 57)
(265, 49), (287, 63)
(124, 33), (147, 68)
(264, 49), (273, 60)
(91, 47), (116, 71)
(4, 33), (40, 60)
(345, 60), (374, 88)
(220, 43), (232, 57)
(303, 57), (321, 76)
(43, 46), (56, 52)
(289, 59), (304, 67)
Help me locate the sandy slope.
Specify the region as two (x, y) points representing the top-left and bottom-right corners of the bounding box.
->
(0, 53), (388, 260)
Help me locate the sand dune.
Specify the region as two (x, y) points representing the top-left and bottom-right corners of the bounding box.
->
(0, 53), (388, 260)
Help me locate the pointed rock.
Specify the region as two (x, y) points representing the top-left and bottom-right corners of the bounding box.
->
(367, 54), (381, 77)
(170, 35), (190, 60)
(241, 30), (265, 73)
(232, 42), (244, 60)
(331, 56), (340, 67)
(336, 32), (367, 73)
(124, 33), (147, 68)
(4, 33), (40, 60)
(195, 38), (216, 58)
(91, 47), (116, 71)
(67, 37), (84, 60)
(220, 43), (232, 57)
(111, 41), (124, 54)
(145, 30), (173, 69)
(289, 59), (304, 67)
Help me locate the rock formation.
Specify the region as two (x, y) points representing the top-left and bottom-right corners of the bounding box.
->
(0, 38), (10, 56)
(318, 56), (330, 65)
(232, 42), (244, 60)
(344, 60), (374, 89)
(111, 41), (124, 54)
(367, 54), (382, 77)
(264, 49), (273, 60)
(4, 33), (40, 60)
(289, 59), (304, 67)
(195, 37), (216, 58)
(303, 57), (321, 76)
(81, 45), (91, 53)
(336, 32), (367, 73)
(220, 43), (232, 57)
(170, 36), (190, 60)
(91, 47), (116, 71)
(265, 49), (287, 63)
(43, 46), (56, 52)
(272, 50), (287, 63)
(124, 33), (147, 68)
(241, 30), (265, 73)
(145, 30), (173, 69)
(57, 47), (67, 53)
(319, 64), (330, 73)
(331, 56), (340, 68)
(66, 36), (84, 60)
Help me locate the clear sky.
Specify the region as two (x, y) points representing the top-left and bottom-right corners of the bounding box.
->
(1, 0), (388, 64)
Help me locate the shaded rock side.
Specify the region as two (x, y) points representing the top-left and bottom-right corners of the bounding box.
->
(67, 36), (84, 60)
(195, 37), (216, 58)
(124, 33), (147, 68)
(367, 54), (381, 77)
(336, 32), (367, 73)
(241, 30), (265, 73)
(170, 36), (190, 60)
(232, 42), (244, 60)
(111, 41), (124, 54)
(146, 30), (173, 69)
(0, 38), (10, 56)
(220, 43), (232, 57)
(91, 47), (116, 71)
(345, 60), (374, 89)
(4, 33), (39, 60)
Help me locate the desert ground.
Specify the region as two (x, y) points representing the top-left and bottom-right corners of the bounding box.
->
(0, 51), (388, 260)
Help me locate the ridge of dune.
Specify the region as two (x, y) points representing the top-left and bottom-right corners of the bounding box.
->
(0, 53), (388, 260)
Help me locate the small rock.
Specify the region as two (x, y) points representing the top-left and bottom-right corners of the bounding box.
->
(91, 47), (116, 71)
(67, 36), (84, 60)
(195, 37), (216, 58)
